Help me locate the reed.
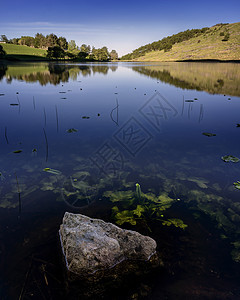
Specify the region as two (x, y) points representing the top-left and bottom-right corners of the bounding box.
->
(33, 96), (36, 110)
(4, 126), (9, 144)
(43, 107), (47, 127)
(15, 172), (21, 219)
(43, 128), (48, 162)
(55, 105), (59, 132)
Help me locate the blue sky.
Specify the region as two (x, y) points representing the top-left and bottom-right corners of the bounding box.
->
(1, 0), (239, 56)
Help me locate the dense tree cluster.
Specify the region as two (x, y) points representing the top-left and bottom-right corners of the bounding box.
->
(1, 33), (68, 50)
(0, 34), (118, 61)
(0, 44), (6, 58)
(121, 27), (209, 60)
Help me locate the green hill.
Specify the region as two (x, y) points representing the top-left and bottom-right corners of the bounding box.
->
(121, 22), (240, 61)
(1, 43), (47, 61)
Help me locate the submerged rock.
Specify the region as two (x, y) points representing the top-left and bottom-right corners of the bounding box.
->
(59, 212), (159, 283)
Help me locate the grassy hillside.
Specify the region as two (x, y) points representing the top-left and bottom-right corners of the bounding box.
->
(1, 43), (47, 60)
(124, 22), (240, 62)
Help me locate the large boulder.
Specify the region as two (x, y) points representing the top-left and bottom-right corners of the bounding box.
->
(59, 212), (160, 283)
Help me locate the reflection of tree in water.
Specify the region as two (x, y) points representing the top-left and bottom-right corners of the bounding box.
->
(133, 67), (199, 90)
(2, 63), (119, 84)
(132, 63), (240, 97)
(0, 63), (8, 81)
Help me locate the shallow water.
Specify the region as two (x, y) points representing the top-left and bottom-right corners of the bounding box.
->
(0, 61), (240, 299)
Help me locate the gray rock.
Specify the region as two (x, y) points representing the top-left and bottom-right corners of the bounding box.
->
(59, 212), (158, 280)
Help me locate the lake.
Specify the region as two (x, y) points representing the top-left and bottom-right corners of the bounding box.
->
(0, 61), (240, 299)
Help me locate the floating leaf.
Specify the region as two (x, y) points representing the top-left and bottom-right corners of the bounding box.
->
(202, 132), (216, 137)
(0, 93), (5, 96)
(13, 150), (22, 153)
(66, 128), (78, 133)
(221, 155), (240, 163)
(43, 168), (61, 175)
(10, 103), (19, 106)
(82, 116), (90, 119)
(185, 99), (194, 102)
(233, 181), (240, 190)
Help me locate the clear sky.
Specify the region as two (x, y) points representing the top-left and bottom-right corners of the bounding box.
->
(1, 0), (239, 56)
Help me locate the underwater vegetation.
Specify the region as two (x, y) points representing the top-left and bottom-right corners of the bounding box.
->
(221, 155), (240, 163)
(43, 168), (61, 175)
(233, 181), (240, 190)
(104, 184), (187, 230)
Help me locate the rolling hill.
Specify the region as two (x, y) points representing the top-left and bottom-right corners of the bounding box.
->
(121, 22), (240, 61)
(0, 43), (47, 60)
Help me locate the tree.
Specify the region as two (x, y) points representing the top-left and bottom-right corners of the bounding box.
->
(77, 51), (88, 60)
(35, 33), (46, 48)
(68, 40), (77, 51)
(58, 37), (68, 50)
(9, 38), (19, 45)
(80, 44), (91, 54)
(47, 46), (65, 59)
(46, 34), (58, 47)
(18, 36), (35, 47)
(0, 45), (6, 58)
(110, 50), (118, 60)
(0, 35), (8, 43)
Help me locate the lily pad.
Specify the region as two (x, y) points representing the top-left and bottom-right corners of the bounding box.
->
(221, 155), (240, 163)
(202, 132), (216, 137)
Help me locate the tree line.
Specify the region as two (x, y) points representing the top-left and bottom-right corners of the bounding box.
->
(0, 34), (118, 61)
(121, 27), (209, 60)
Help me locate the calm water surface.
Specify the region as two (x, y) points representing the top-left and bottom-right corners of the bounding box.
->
(0, 61), (240, 299)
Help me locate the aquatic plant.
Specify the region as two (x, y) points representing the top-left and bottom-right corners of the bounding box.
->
(135, 183), (142, 202)
(105, 183), (187, 230)
(233, 181), (240, 190)
(43, 168), (61, 175)
(161, 218), (188, 229)
(221, 155), (240, 162)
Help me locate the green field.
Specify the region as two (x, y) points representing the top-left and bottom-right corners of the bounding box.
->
(1, 43), (47, 61)
(128, 22), (240, 62)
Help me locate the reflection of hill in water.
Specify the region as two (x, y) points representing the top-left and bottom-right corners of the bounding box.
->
(1, 63), (118, 85)
(132, 62), (240, 97)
